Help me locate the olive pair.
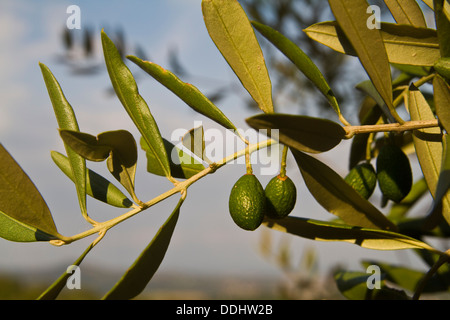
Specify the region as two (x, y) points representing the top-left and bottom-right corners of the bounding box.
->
(228, 174), (297, 231)
(345, 144), (412, 203)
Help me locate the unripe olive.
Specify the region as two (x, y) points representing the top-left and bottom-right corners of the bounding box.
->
(229, 174), (266, 231)
(376, 144), (412, 203)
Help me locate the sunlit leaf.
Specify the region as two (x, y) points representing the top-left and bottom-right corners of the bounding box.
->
(102, 196), (184, 300)
(290, 149), (397, 230)
(0, 144), (62, 242)
(251, 21), (347, 124)
(385, 0), (427, 27)
(408, 85), (448, 219)
(329, 0), (393, 114)
(40, 63), (88, 220)
(304, 21), (440, 66)
(128, 56), (240, 136)
(246, 113), (346, 153)
(263, 216), (433, 251)
(101, 30), (171, 179)
(141, 137), (204, 179)
(51, 151), (133, 208)
(202, 0), (274, 113)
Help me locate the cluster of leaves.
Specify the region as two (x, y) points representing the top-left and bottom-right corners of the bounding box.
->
(0, 0), (449, 300)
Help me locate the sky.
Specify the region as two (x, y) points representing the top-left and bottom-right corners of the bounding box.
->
(0, 0), (439, 291)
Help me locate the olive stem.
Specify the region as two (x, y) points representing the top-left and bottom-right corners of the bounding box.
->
(53, 138), (278, 245)
(343, 119), (439, 139)
(279, 145), (289, 178)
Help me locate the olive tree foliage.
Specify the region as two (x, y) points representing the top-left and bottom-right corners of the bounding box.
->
(0, 0), (450, 300)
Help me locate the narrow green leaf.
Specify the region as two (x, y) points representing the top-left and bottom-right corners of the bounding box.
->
(246, 113), (346, 154)
(0, 144), (62, 242)
(51, 151), (133, 208)
(304, 21), (440, 66)
(37, 242), (95, 300)
(385, 0), (427, 27)
(101, 31), (171, 179)
(251, 21), (347, 124)
(128, 56), (239, 135)
(329, 0), (393, 114)
(290, 149), (397, 231)
(434, 0), (450, 57)
(39, 63), (88, 220)
(408, 85), (446, 208)
(102, 196), (184, 300)
(182, 126), (212, 164)
(263, 215), (433, 251)
(141, 137), (204, 180)
(433, 74), (450, 132)
(202, 0), (274, 113)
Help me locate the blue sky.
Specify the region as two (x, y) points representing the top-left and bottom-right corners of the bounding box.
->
(0, 0), (435, 287)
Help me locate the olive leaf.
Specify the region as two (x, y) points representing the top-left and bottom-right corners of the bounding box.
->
(0, 144), (63, 242)
(408, 85), (449, 222)
(434, 0), (450, 57)
(384, 0), (427, 27)
(51, 151), (133, 208)
(202, 0), (274, 113)
(263, 216), (433, 251)
(182, 126), (212, 164)
(329, 0), (393, 116)
(40, 63), (88, 221)
(246, 113), (346, 153)
(101, 30), (171, 180)
(290, 149), (397, 231)
(127, 56), (242, 140)
(102, 196), (184, 300)
(141, 137), (205, 180)
(434, 58), (450, 82)
(59, 129), (141, 204)
(304, 21), (440, 66)
(251, 21), (348, 124)
(433, 74), (450, 132)
(37, 242), (95, 300)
